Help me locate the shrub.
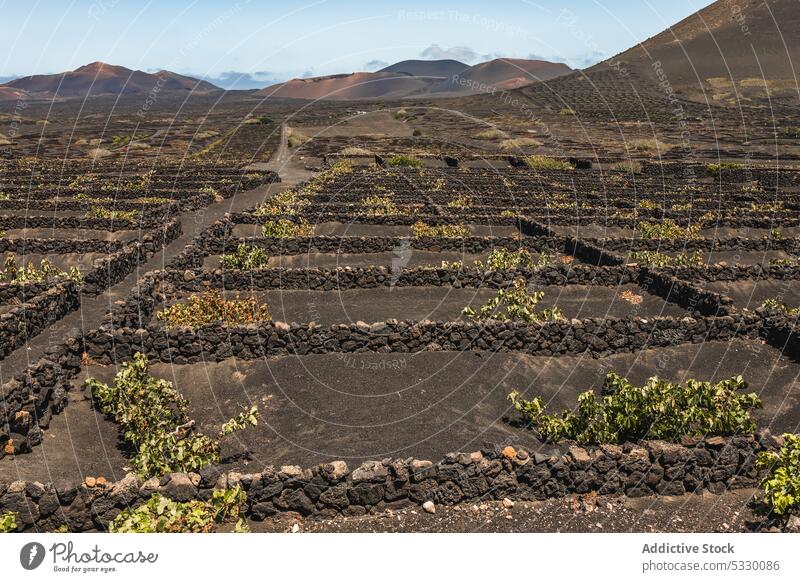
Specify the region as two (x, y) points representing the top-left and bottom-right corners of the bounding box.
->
(508, 372), (761, 445)
(137, 196), (171, 205)
(244, 115), (272, 125)
(630, 250), (704, 268)
(523, 156), (573, 170)
(86, 206), (137, 221)
(261, 218), (313, 237)
(474, 128), (508, 140)
(446, 195), (471, 209)
(707, 162), (743, 175)
(464, 278), (563, 323)
(608, 161), (642, 174)
(637, 219), (700, 240)
(220, 244), (270, 270)
(157, 291), (271, 329)
(761, 298), (800, 315)
(254, 191), (309, 216)
(110, 486), (248, 533)
(339, 146), (373, 156)
(111, 134), (132, 148)
(387, 155), (424, 168)
(412, 129), (423, 137)
(0, 192), (9, 201)
(0, 512), (17, 533)
(757, 434), (800, 517)
(638, 199), (659, 210)
(750, 202), (783, 212)
(87, 353), (259, 478)
(412, 221), (469, 238)
(287, 131), (309, 148)
(473, 248), (552, 271)
(500, 138), (543, 151)
(0, 254), (83, 284)
(628, 138), (670, 153)
(769, 258), (800, 266)
(363, 195), (399, 216)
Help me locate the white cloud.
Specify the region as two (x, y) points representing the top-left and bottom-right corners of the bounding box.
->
(364, 59), (389, 71)
(419, 44), (481, 64)
(200, 71), (283, 90)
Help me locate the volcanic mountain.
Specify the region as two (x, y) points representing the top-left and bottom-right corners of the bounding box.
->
(591, 0), (800, 92)
(431, 58), (573, 93)
(257, 57), (572, 101)
(378, 59), (469, 78)
(1, 62), (219, 98)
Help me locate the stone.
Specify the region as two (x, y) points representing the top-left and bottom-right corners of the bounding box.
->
(352, 460), (388, 483)
(786, 515), (800, 533)
(422, 500), (436, 514)
(160, 473), (197, 502)
(183, 270), (195, 282)
(502, 498), (515, 509)
(325, 460), (348, 481)
(502, 446), (517, 460)
(569, 447), (592, 466)
(279, 465), (303, 479)
(109, 473), (141, 504)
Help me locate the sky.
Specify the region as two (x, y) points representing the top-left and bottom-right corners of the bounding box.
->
(0, 0), (716, 89)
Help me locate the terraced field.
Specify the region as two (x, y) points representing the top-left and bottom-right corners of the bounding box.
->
(3, 145), (799, 533)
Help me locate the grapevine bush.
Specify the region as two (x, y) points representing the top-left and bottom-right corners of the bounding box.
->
(254, 190), (309, 216)
(387, 155), (423, 168)
(87, 353), (259, 478)
(0, 254), (83, 284)
(412, 221), (469, 238)
(219, 244), (270, 270)
(523, 156), (574, 170)
(508, 372), (761, 445)
(110, 487), (248, 533)
(761, 298), (800, 316)
(757, 434), (800, 517)
(637, 219), (700, 240)
(0, 512), (17, 533)
(464, 278), (563, 323)
(630, 250), (704, 267)
(261, 218), (313, 238)
(707, 162), (743, 175)
(86, 206), (137, 220)
(363, 195), (399, 216)
(156, 291), (272, 328)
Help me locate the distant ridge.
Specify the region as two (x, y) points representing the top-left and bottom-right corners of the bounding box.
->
(258, 57), (572, 101)
(0, 62), (219, 99)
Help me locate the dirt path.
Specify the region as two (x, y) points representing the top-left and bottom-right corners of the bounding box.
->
(0, 124), (312, 382)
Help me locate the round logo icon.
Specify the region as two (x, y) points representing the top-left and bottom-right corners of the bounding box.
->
(20, 542), (46, 570)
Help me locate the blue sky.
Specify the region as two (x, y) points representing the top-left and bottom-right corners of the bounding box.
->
(0, 0), (715, 88)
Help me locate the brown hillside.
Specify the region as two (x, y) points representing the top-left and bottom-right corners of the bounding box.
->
(2, 62), (218, 97)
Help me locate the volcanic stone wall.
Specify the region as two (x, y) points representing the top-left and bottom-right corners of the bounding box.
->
(80, 312), (763, 366)
(0, 283), (81, 359)
(0, 432), (779, 532)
